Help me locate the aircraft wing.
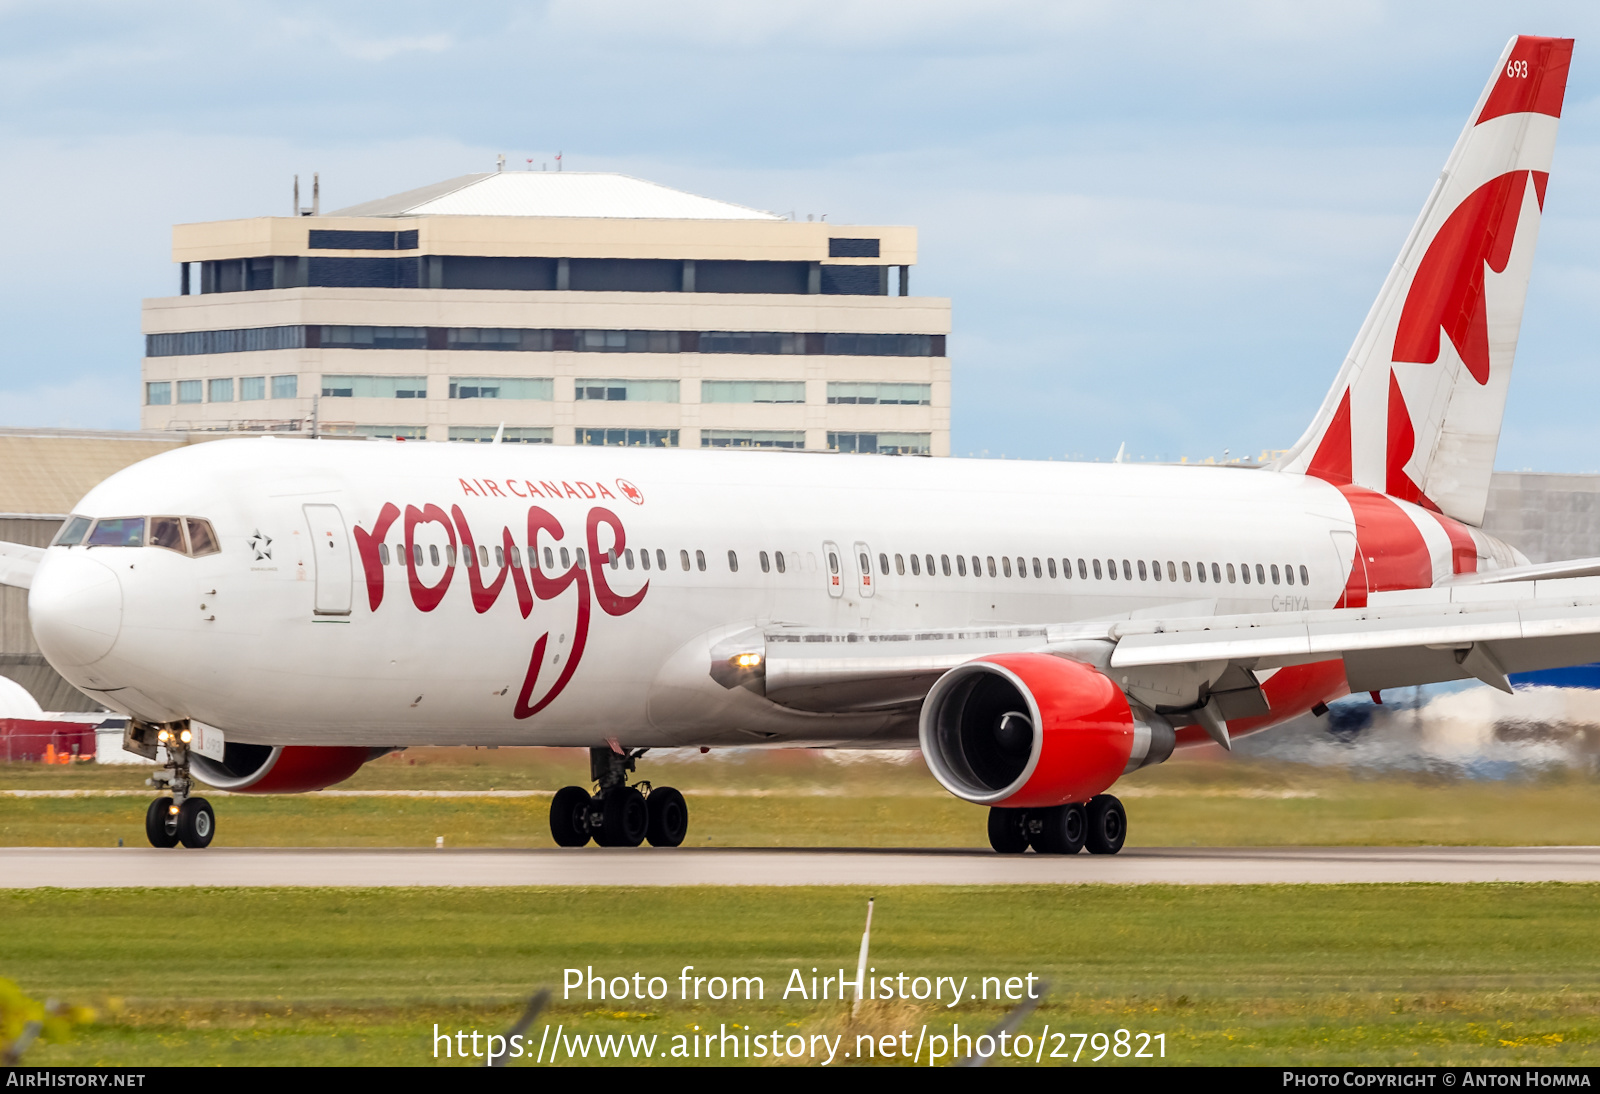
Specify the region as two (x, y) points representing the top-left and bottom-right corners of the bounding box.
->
(0, 540), (42, 590)
(717, 576), (1600, 722)
(1443, 557), (1600, 586)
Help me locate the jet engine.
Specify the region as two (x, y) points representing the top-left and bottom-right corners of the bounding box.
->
(918, 653), (1174, 807)
(190, 743), (385, 794)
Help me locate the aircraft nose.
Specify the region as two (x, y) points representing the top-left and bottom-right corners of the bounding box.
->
(30, 551), (124, 668)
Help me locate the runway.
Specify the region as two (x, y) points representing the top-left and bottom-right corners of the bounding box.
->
(4, 845), (1600, 888)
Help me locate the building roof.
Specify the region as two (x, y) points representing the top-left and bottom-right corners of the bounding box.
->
(0, 429), (203, 516)
(328, 172), (783, 221)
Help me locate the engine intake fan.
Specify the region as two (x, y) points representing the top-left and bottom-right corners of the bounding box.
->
(918, 653), (1173, 807)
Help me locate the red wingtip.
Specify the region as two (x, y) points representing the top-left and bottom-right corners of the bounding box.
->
(1478, 36), (1575, 124)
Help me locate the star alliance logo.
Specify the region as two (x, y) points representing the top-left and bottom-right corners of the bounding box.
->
(247, 530), (273, 561)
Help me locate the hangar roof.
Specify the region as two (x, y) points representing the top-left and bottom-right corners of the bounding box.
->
(329, 172), (783, 221)
(0, 429), (206, 516)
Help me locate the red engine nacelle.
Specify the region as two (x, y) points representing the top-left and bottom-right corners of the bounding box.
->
(918, 654), (1174, 807)
(190, 743), (382, 794)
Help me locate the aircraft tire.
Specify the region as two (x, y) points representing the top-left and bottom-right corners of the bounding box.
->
(176, 797), (216, 849)
(145, 797), (179, 848)
(549, 785), (593, 847)
(597, 786), (648, 848)
(645, 786), (688, 848)
(987, 807), (1030, 854)
(1084, 795), (1126, 855)
(1030, 803), (1087, 855)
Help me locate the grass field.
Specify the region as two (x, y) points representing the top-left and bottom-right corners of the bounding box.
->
(5, 883), (1600, 1067)
(5, 747), (1600, 849)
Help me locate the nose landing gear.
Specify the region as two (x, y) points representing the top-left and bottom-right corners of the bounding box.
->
(128, 720), (216, 849)
(548, 747), (689, 848)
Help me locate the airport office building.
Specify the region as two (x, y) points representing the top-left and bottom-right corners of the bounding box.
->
(140, 172), (951, 453)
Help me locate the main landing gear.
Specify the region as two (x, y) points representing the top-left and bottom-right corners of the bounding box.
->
(131, 721), (216, 850)
(987, 794), (1126, 856)
(549, 747), (689, 849)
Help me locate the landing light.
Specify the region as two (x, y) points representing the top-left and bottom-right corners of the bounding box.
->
(168, 805), (180, 816)
(732, 652), (763, 670)
(157, 729), (171, 743)
(179, 728), (192, 744)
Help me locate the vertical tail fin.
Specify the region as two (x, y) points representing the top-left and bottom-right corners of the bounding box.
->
(1277, 35), (1573, 526)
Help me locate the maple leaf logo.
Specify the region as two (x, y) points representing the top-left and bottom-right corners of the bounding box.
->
(616, 479), (644, 505)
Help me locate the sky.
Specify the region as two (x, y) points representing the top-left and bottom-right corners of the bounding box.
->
(3, 1), (1600, 469)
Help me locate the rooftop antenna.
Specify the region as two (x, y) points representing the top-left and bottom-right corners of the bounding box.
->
(555, 151), (562, 172)
(293, 175), (299, 217)
(496, 153), (505, 173)
(312, 172), (319, 216)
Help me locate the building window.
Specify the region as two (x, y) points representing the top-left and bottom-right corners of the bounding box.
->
(828, 238), (881, 258)
(697, 332), (807, 355)
(575, 330), (682, 353)
(240, 376), (266, 401)
(827, 432), (932, 455)
(307, 229), (418, 251)
(146, 382), (172, 406)
(176, 380), (203, 404)
(822, 334), (941, 356)
(701, 430), (805, 449)
(448, 427), (554, 444)
(145, 326), (306, 357)
(578, 428), (679, 447)
(320, 375), (427, 398)
(207, 378), (234, 403)
(701, 380), (806, 404)
(319, 326), (427, 350)
(271, 374), (298, 399)
(575, 379), (679, 402)
(826, 382), (932, 405)
(320, 424), (427, 440)
(448, 377), (553, 400)
(448, 328), (555, 352)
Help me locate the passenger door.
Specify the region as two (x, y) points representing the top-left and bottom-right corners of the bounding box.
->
(303, 503), (353, 616)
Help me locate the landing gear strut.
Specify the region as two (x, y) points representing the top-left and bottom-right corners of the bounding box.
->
(128, 720), (216, 849)
(987, 794), (1125, 856)
(549, 747), (689, 849)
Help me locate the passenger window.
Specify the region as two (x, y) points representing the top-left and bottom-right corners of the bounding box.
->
(1166, 561), (1176, 582)
(760, 551), (771, 573)
(1124, 560), (1133, 580)
(625, 548), (635, 570)
(53, 516), (92, 547)
(1299, 565), (1309, 585)
(514, 546), (526, 567)
(729, 550), (740, 573)
(429, 545), (440, 566)
(696, 550), (706, 572)
(1211, 563), (1221, 583)
(560, 547), (571, 569)
(1196, 561), (1206, 583)
(641, 549), (651, 571)
(972, 555), (982, 576)
(1028, 558), (1038, 578)
(1093, 559), (1103, 580)
(1048, 558), (1057, 579)
(680, 549), (691, 571)
(1137, 560), (1147, 581)
(956, 555), (967, 577)
(87, 517), (145, 548)
(576, 548), (586, 570)
(911, 554), (921, 576)
(413, 543), (424, 566)
(895, 554), (905, 575)
(543, 547), (553, 569)
(775, 551), (786, 574)
(450, 546), (460, 567)
(379, 543), (391, 566)
(1283, 563), (1293, 586)
(924, 554), (934, 576)
(149, 517), (186, 553)
(1002, 557), (1012, 577)
(1107, 559), (1117, 581)
(1241, 562), (1250, 584)
(1226, 563), (1236, 583)
(878, 553), (888, 575)
(1079, 559), (1088, 579)
(1271, 564), (1280, 585)
(607, 549), (618, 569)
(476, 545), (487, 568)
(1182, 561), (1192, 582)
(987, 556), (997, 577)
(1255, 563), (1265, 584)
(1151, 559), (1161, 582)
(495, 546), (505, 568)
(941, 555), (951, 576)
(528, 544), (540, 570)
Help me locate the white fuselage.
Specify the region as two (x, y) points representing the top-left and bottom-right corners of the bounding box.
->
(27, 438), (1521, 748)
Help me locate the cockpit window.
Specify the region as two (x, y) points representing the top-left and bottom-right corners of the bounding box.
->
(87, 518), (145, 548)
(186, 518), (220, 557)
(53, 516), (92, 546)
(150, 517), (186, 553)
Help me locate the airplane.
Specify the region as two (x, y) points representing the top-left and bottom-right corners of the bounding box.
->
(2, 34), (1597, 856)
